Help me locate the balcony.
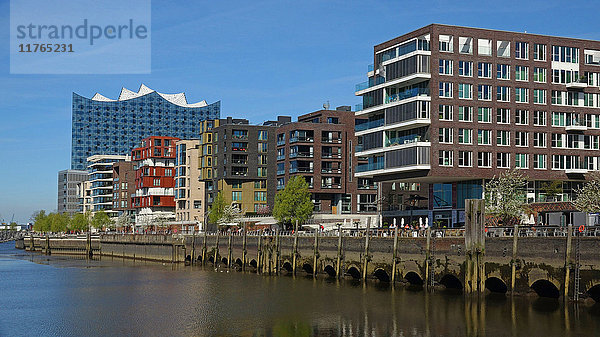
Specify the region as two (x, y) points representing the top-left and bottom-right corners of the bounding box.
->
(289, 152), (313, 158)
(277, 170), (285, 175)
(277, 140), (286, 146)
(322, 153), (342, 159)
(321, 168), (341, 174)
(358, 183), (378, 189)
(355, 119), (384, 132)
(565, 168), (588, 174)
(289, 137), (313, 143)
(355, 146), (430, 177)
(290, 167), (313, 173)
(355, 103), (363, 112)
(566, 81), (588, 90)
(277, 155), (285, 161)
(321, 184), (342, 189)
(321, 137), (342, 143)
(355, 144), (363, 152)
(565, 120), (588, 132)
(385, 135), (424, 147)
(385, 88), (430, 104)
(356, 162), (384, 173)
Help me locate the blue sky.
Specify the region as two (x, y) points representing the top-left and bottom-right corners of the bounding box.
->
(1, 0), (599, 222)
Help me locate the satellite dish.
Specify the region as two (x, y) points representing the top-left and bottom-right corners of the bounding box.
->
(323, 101), (330, 110)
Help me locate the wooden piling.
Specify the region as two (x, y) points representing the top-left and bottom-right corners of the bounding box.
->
(202, 229), (208, 266)
(292, 220), (299, 276)
(391, 226), (399, 284)
(242, 223), (247, 271)
(564, 224), (573, 299)
(214, 232), (220, 268)
(257, 231), (263, 274)
(313, 227), (319, 278)
(510, 224), (519, 293)
(336, 225), (343, 279)
(362, 218), (371, 281)
(425, 226), (431, 289)
(275, 230), (280, 275)
(464, 199), (485, 295)
(227, 231), (232, 269)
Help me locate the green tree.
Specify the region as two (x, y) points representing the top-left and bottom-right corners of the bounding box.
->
(32, 210), (50, 232)
(484, 168), (528, 225)
(9, 222), (17, 231)
(541, 180), (563, 202)
(48, 212), (70, 232)
(575, 172), (600, 213)
(70, 213), (90, 232)
(91, 210), (112, 230)
(273, 175), (313, 226)
(208, 192), (226, 225)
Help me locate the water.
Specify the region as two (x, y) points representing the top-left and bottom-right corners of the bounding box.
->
(1, 242), (599, 337)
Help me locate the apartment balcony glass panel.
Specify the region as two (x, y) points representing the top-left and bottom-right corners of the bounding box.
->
(355, 118), (384, 132)
(385, 87), (430, 104)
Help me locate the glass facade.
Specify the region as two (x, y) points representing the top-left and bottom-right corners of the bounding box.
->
(71, 91), (220, 170)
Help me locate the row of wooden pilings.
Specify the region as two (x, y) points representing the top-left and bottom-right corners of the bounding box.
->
(31, 233), (95, 259)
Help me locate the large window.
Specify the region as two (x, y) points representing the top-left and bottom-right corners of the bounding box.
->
(496, 108), (510, 124)
(478, 152), (492, 168)
(533, 132), (547, 147)
(478, 62), (492, 78)
(533, 154), (547, 169)
(533, 67), (547, 83)
(515, 88), (529, 103)
(497, 40), (510, 58)
(439, 104), (453, 120)
(515, 65), (529, 81)
(458, 61), (473, 76)
(478, 39), (492, 56)
(439, 82), (453, 98)
(552, 45), (579, 63)
(433, 183), (452, 208)
(497, 86), (510, 102)
(497, 64), (510, 80)
(458, 151), (473, 167)
(458, 83), (473, 99)
(439, 59), (453, 75)
(458, 106), (473, 122)
(477, 107), (492, 123)
(515, 109), (529, 125)
(533, 89), (547, 104)
(534, 44), (547, 61)
(515, 153), (529, 169)
(515, 42), (529, 59)
(232, 191), (242, 201)
(438, 150), (453, 166)
(439, 35), (453, 52)
(478, 84), (492, 101)
(497, 130), (510, 146)
(497, 153), (510, 168)
(533, 110), (547, 126)
(515, 131), (528, 147)
(439, 128), (453, 143)
(458, 128), (472, 144)
(459, 37), (473, 54)
(477, 129), (492, 145)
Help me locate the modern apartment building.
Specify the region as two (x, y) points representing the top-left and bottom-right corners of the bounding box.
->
(276, 107), (377, 214)
(86, 154), (130, 216)
(200, 116), (290, 219)
(174, 139), (206, 231)
(131, 136), (178, 227)
(112, 161), (136, 218)
(57, 169), (87, 214)
(71, 84), (220, 170)
(354, 24), (600, 226)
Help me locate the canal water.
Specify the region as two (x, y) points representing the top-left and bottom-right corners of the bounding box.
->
(1, 242), (599, 336)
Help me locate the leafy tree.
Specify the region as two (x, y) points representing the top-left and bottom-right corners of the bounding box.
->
(484, 168), (528, 225)
(32, 210), (50, 232)
(48, 212), (70, 232)
(575, 172), (600, 213)
(116, 213), (133, 230)
(541, 180), (563, 202)
(70, 213), (90, 232)
(9, 222), (17, 231)
(91, 210), (112, 230)
(208, 192), (226, 225)
(273, 175), (313, 226)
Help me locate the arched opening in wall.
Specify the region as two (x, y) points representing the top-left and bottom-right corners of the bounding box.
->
(324, 265), (336, 278)
(404, 272), (424, 286)
(346, 267), (361, 280)
(235, 258), (243, 267)
(282, 262), (293, 274)
(373, 269), (390, 282)
(440, 274), (463, 290)
(249, 259), (257, 268)
(485, 277), (508, 294)
(221, 257), (228, 265)
(531, 280), (560, 299)
(302, 263), (313, 275)
(587, 285), (600, 302)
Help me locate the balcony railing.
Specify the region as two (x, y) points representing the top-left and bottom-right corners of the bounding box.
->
(385, 88), (430, 104)
(356, 162), (384, 173)
(277, 140), (286, 146)
(290, 167), (313, 173)
(277, 170), (285, 175)
(355, 119), (384, 132)
(322, 153), (342, 159)
(321, 184), (342, 189)
(277, 155), (285, 161)
(358, 184), (378, 189)
(231, 160), (248, 164)
(321, 168), (341, 174)
(289, 152), (313, 158)
(385, 135), (425, 147)
(355, 103), (363, 112)
(321, 137), (342, 143)
(368, 64), (374, 72)
(290, 137), (313, 143)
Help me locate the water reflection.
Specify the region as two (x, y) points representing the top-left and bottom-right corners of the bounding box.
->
(1, 242), (599, 336)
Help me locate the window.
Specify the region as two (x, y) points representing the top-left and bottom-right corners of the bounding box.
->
(515, 42), (529, 59)
(459, 37), (473, 54)
(515, 88), (529, 103)
(327, 117), (339, 124)
(478, 39), (492, 56)
(258, 154), (268, 165)
(533, 154), (547, 169)
(258, 130), (268, 140)
(254, 191), (267, 202)
(497, 40), (510, 58)
(552, 112), (566, 126)
(552, 90), (563, 105)
(533, 67), (547, 83)
(515, 109), (529, 125)
(533, 111), (547, 126)
(232, 191), (242, 201)
(478, 152), (492, 168)
(477, 107), (491, 123)
(497, 130), (510, 146)
(257, 167), (267, 177)
(438, 104), (453, 120)
(458, 106), (473, 122)
(439, 59), (453, 75)
(551, 133), (565, 148)
(497, 153), (510, 168)
(552, 45), (579, 63)
(478, 62), (492, 78)
(497, 64), (510, 80)
(477, 129), (491, 145)
(515, 153), (528, 169)
(497, 108), (510, 124)
(438, 128), (453, 143)
(439, 150), (453, 166)
(478, 84), (492, 101)
(458, 61), (473, 76)
(439, 35), (453, 52)
(458, 83), (473, 99)
(258, 142), (268, 153)
(458, 151), (472, 167)
(585, 50), (600, 65)
(232, 181), (242, 189)
(534, 44), (547, 61)
(533, 89), (547, 104)
(497, 86), (510, 102)
(458, 128), (472, 144)
(515, 131), (528, 147)
(515, 66), (529, 81)
(254, 180), (267, 189)
(439, 82), (453, 98)
(533, 132), (547, 147)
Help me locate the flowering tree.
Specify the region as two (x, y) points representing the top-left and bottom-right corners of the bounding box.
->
(484, 168), (528, 225)
(575, 172), (600, 213)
